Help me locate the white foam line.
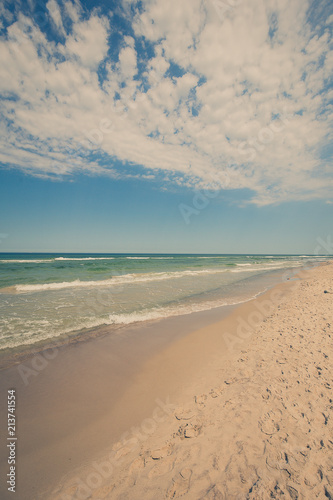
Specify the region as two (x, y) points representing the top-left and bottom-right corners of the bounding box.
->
(126, 257), (150, 259)
(12, 269), (230, 293)
(0, 257), (116, 263)
(54, 257), (115, 261)
(105, 290), (265, 325)
(231, 263), (302, 273)
(0, 259), (54, 263)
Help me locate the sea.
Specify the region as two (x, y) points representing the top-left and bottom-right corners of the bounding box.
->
(0, 253), (330, 353)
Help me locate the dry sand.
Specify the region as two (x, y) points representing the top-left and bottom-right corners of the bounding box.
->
(50, 262), (333, 500)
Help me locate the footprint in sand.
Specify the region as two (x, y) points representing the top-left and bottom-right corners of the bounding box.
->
(174, 408), (197, 420)
(214, 385), (225, 395)
(259, 409), (282, 435)
(261, 387), (272, 400)
(184, 422), (202, 438)
(129, 456), (145, 472)
(148, 457), (175, 478)
(248, 478), (285, 500)
(195, 394), (208, 407)
(175, 418), (202, 440)
(209, 388), (219, 398)
(238, 354), (249, 362)
(201, 484), (225, 500)
(266, 446), (303, 479)
(151, 444), (173, 460)
(286, 483), (300, 500)
(302, 466), (323, 489)
(114, 445), (132, 460)
(174, 444), (201, 466)
(224, 377), (238, 385)
(167, 468), (192, 498)
(265, 448), (285, 471)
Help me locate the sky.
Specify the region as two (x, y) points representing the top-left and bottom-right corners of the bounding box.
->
(0, 0), (332, 253)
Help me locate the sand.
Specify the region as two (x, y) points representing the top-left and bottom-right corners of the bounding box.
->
(48, 262), (333, 500)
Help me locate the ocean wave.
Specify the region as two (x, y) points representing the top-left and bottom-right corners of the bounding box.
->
(126, 257), (150, 259)
(106, 301), (233, 325)
(126, 257), (174, 259)
(9, 269), (231, 293)
(150, 257), (174, 259)
(3, 260), (307, 293)
(193, 256), (229, 259)
(0, 259), (54, 263)
(99, 288), (266, 326)
(54, 257), (115, 261)
(231, 262), (302, 273)
(0, 257), (116, 263)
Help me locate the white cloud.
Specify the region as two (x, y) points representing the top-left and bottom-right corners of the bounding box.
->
(118, 43), (137, 80)
(64, 0), (81, 23)
(64, 15), (110, 69)
(46, 0), (66, 37)
(0, 0), (332, 204)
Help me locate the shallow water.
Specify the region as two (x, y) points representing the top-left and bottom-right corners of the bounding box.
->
(0, 253), (329, 350)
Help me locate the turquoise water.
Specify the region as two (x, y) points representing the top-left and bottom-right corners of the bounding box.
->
(0, 253), (329, 351)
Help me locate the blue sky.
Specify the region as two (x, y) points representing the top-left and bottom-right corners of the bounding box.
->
(0, 0), (332, 253)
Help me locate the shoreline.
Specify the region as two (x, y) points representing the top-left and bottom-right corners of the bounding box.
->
(0, 264), (311, 370)
(0, 262), (331, 499)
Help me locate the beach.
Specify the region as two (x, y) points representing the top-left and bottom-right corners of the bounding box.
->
(48, 261), (332, 500)
(0, 260), (331, 499)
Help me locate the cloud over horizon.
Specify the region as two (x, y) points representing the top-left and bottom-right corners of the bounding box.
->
(0, 0), (332, 205)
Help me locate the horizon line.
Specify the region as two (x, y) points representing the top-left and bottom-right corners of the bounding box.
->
(0, 252), (331, 257)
